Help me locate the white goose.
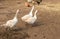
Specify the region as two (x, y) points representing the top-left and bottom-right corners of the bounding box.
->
(21, 6), (34, 21)
(1, 9), (19, 28)
(25, 10), (38, 24)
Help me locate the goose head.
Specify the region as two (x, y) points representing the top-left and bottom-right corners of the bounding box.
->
(13, 9), (19, 20)
(34, 10), (38, 19)
(15, 9), (19, 17)
(29, 6), (34, 16)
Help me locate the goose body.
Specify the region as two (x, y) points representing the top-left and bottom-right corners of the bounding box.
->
(21, 6), (34, 21)
(25, 10), (38, 24)
(1, 9), (19, 28)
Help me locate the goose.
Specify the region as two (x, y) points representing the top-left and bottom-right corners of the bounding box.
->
(1, 9), (19, 28)
(21, 6), (34, 21)
(24, 10), (38, 24)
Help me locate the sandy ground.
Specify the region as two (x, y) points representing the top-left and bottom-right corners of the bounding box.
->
(0, 0), (60, 39)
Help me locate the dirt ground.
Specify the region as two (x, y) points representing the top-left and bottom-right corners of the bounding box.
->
(0, 0), (60, 39)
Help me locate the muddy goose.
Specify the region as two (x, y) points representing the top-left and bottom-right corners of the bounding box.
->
(1, 9), (19, 28)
